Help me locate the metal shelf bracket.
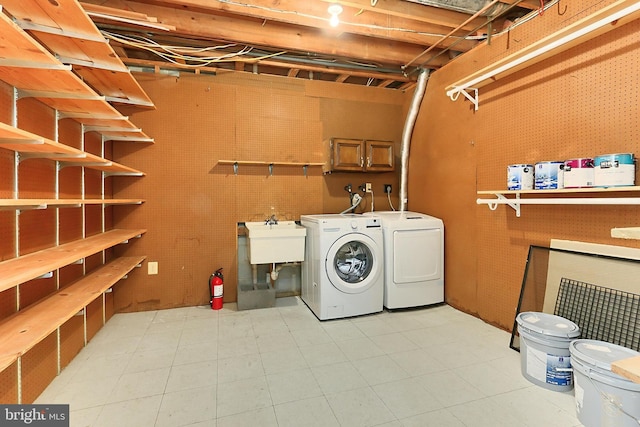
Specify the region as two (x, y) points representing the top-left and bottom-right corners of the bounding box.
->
(486, 193), (521, 217)
(446, 87), (478, 111)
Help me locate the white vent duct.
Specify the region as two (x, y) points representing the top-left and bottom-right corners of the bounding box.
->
(403, 0), (510, 16)
(399, 69), (430, 212)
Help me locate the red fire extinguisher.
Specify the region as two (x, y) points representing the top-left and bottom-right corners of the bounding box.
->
(209, 268), (224, 310)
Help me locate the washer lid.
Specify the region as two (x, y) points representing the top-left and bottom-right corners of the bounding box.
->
(516, 312), (580, 338)
(570, 339), (640, 371)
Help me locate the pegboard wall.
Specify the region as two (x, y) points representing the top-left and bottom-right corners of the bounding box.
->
(112, 71), (405, 311)
(410, 2), (640, 330)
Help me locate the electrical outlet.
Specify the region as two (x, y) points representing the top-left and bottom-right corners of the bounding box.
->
(148, 261), (158, 275)
(365, 182), (372, 193)
(384, 184), (392, 194)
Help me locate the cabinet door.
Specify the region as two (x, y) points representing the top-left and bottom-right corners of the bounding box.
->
(331, 138), (364, 171)
(365, 140), (394, 171)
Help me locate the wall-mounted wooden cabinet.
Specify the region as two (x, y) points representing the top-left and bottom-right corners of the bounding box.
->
(323, 138), (395, 173)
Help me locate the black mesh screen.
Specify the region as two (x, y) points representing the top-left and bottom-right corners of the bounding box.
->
(554, 278), (640, 352)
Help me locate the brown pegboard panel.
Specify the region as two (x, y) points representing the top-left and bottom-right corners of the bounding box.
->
(85, 252), (104, 272)
(19, 274), (57, 311)
(18, 209), (55, 255)
(58, 167), (82, 199)
(58, 263), (84, 290)
(59, 315), (84, 371)
(235, 87), (320, 121)
(104, 290), (114, 322)
(84, 131), (103, 157)
(21, 333), (57, 404)
(84, 168), (102, 199)
(0, 148), (14, 199)
(0, 80), (14, 124)
(58, 118), (83, 150)
(58, 208), (83, 245)
(18, 159), (55, 199)
(85, 297), (103, 342)
(415, 7), (640, 330)
(0, 288), (16, 322)
(0, 361), (18, 404)
(0, 211), (15, 262)
(16, 98), (55, 140)
(104, 205), (114, 230)
(85, 204), (102, 237)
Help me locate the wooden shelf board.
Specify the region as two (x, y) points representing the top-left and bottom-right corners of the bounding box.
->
(611, 227), (640, 240)
(0, 255), (146, 371)
(0, 11), (65, 71)
(74, 66), (155, 108)
(0, 199), (144, 208)
(0, 228), (146, 293)
(0, 122), (145, 174)
(0, 9), (153, 125)
(611, 355), (640, 384)
(478, 186), (640, 195)
(217, 160), (325, 167)
(2, 0), (155, 109)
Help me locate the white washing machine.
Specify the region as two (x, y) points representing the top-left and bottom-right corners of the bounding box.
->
(300, 214), (384, 320)
(364, 211), (444, 309)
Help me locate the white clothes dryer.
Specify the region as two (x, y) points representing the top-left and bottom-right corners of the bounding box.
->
(300, 214), (384, 320)
(364, 211), (444, 309)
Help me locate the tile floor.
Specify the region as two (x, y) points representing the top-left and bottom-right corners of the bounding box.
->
(36, 298), (583, 427)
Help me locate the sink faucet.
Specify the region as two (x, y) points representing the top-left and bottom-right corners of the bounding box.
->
(265, 214), (278, 225)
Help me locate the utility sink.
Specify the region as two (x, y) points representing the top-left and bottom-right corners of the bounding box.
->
(245, 221), (307, 264)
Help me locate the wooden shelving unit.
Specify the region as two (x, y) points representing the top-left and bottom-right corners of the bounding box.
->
(0, 1), (154, 403)
(0, 255), (146, 372)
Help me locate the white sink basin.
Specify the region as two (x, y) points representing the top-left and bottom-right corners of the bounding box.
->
(245, 221), (307, 264)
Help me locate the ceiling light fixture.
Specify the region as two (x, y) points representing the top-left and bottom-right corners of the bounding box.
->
(328, 4), (343, 27)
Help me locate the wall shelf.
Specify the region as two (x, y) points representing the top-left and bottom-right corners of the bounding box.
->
(0, 9), (153, 138)
(0, 228), (146, 293)
(445, 0), (640, 110)
(217, 160), (324, 176)
(477, 186), (640, 217)
(0, 255), (145, 372)
(0, 122), (145, 176)
(0, 199), (144, 210)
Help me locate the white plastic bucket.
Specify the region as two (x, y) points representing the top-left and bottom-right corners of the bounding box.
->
(516, 312), (580, 392)
(534, 161), (564, 190)
(507, 164), (534, 190)
(563, 158), (594, 188)
(594, 153), (635, 187)
(570, 339), (640, 427)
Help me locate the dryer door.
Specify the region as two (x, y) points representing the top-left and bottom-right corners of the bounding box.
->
(325, 233), (382, 294)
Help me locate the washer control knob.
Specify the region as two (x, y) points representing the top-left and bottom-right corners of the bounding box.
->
(351, 220), (358, 230)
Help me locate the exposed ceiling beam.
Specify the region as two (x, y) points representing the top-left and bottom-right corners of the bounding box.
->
(117, 0), (479, 51)
(91, 0), (451, 68)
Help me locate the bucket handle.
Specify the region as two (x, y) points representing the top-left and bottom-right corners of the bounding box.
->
(584, 367), (640, 424)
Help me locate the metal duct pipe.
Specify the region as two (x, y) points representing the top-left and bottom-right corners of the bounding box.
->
(403, 0), (510, 16)
(399, 68), (429, 212)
